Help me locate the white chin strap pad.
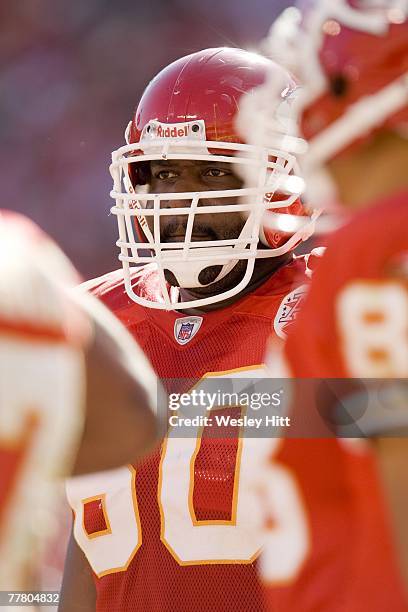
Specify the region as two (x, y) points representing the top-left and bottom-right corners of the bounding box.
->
(161, 247), (241, 288)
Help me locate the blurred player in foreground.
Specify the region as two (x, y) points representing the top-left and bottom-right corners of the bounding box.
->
(245, 0), (408, 608)
(0, 210), (161, 598)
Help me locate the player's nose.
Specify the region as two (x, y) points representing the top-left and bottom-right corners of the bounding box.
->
(162, 172), (210, 209)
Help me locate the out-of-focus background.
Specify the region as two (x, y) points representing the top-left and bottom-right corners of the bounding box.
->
(0, 0), (290, 280)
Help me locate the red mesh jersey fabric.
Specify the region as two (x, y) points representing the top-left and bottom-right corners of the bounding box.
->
(70, 254), (406, 611)
(83, 499), (108, 536)
(76, 257), (308, 612)
(103, 441), (265, 612)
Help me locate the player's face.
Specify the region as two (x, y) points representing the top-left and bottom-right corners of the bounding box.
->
(142, 159), (249, 288)
(145, 159), (246, 243)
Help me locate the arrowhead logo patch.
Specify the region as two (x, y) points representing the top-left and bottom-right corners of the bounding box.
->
(274, 284), (308, 339)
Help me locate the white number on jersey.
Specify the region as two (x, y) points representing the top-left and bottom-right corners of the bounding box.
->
(67, 367), (309, 583)
(337, 281), (408, 377)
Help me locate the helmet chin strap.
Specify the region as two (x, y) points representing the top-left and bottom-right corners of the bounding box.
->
(160, 211), (259, 288)
(161, 247), (242, 288)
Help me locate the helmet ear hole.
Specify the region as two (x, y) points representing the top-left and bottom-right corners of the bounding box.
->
(329, 74), (348, 98)
(128, 161), (151, 189)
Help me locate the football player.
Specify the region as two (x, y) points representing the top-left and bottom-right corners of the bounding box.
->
(0, 210), (161, 595)
(59, 47), (322, 612)
(245, 1), (408, 609)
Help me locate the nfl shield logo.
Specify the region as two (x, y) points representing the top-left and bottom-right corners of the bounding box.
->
(174, 316), (203, 345)
(178, 323), (194, 341)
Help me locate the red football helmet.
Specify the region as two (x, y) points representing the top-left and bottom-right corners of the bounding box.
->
(263, 0), (408, 210)
(110, 47), (316, 310)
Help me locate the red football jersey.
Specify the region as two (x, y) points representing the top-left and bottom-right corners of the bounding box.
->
(67, 256), (311, 612)
(258, 193), (408, 611)
(66, 250), (406, 612)
(285, 192), (408, 378)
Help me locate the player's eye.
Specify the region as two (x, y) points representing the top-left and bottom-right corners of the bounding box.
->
(203, 168), (229, 178)
(154, 170), (178, 180)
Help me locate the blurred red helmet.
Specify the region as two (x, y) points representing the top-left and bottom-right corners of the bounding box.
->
(110, 48), (315, 310)
(267, 0), (408, 164)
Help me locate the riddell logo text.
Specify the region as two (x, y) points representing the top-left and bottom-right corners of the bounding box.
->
(156, 125), (189, 138)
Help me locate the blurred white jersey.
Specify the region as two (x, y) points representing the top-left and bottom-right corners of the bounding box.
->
(0, 211), (89, 592)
